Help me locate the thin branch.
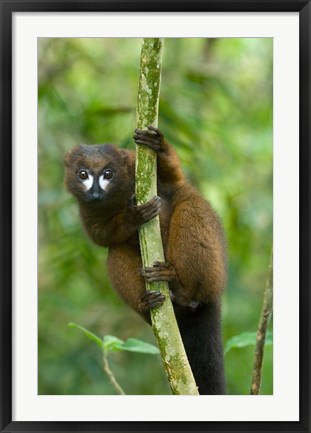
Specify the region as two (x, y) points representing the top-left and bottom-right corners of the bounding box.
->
(103, 353), (126, 395)
(250, 249), (273, 395)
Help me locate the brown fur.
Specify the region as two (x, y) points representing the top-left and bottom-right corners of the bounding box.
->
(64, 127), (227, 394)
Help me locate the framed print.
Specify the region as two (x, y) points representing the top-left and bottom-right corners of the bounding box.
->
(1, 1), (310, 432)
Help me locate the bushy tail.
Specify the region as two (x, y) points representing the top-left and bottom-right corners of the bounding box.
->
(174, 300), (226, 395)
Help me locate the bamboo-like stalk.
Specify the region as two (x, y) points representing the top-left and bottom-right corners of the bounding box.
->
(250, 250), (273, 395)
(135, 38), (198, 395)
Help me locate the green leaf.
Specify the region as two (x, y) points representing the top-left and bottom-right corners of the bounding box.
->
(121, 338), (160, 355)
(69, 324), (160, 356)
(103, 335), (160, 355)
(102, 335), (125, 354)
(225, 331), (273, 355)
(68, 322), (103, 349)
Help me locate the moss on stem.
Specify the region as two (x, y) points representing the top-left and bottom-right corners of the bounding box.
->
(135, 38), (198, 395)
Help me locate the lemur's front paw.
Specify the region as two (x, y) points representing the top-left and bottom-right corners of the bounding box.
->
(140, 290), (166, 311)
(130, 195), (161, 224)
(141, 261), (176, 283)
(133, 125), (165, 152)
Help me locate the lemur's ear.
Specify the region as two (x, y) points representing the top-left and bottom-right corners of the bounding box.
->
(64, 149), (73, 168)
(64, 145), (84, 167)
(119, 149), (130, 166)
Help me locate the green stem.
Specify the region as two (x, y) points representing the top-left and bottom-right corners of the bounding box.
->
(103, 352), (126, 395)
(135, 38), (198, 395)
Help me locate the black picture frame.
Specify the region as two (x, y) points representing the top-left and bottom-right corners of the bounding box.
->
(1, 1), (310, 432)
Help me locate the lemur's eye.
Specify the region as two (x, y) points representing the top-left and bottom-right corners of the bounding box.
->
(78, 170), (88, 180)
(103, 169), (113, 179)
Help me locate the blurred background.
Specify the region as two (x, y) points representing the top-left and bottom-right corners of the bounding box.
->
(38, 37), (273, 395)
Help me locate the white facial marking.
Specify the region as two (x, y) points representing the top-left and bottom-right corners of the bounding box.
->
(82, 174), (94, 191)
(99, 175), (111, 191)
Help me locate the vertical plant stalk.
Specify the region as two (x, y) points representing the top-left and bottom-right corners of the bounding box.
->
(250, 250), (273, 395)
(135, 38), (198, 395)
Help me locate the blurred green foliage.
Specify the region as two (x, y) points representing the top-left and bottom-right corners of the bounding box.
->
(38, 37), (273, 395)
